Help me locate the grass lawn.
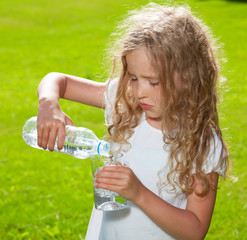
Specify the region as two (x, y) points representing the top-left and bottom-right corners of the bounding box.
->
(0, 0), (246, 239)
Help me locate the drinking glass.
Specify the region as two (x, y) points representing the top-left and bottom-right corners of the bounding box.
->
(91, 153), (127, 211)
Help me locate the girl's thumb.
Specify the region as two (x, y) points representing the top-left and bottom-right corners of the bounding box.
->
(65, 115), (74, 126)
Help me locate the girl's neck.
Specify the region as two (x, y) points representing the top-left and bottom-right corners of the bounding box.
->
(145, 114), (176, 131)
(145, 116), (162, 130)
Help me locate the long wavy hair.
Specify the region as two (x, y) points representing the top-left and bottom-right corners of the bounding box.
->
(106, 3), (230, 196)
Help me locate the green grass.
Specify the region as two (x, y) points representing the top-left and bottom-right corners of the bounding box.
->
(0, 0), (246, 239)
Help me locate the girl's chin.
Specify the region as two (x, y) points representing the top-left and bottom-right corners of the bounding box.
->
(145, 116), (162, 129)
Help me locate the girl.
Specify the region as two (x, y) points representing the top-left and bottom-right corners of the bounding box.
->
(37, 3), (229, 240)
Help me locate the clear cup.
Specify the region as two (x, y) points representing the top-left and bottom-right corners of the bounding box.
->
(91, 153), (127, 211)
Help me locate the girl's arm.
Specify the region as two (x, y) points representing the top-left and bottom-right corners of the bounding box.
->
(37, 72), (106, 151)
(136, 172), (218, 240)
(94, 166), (218, 240)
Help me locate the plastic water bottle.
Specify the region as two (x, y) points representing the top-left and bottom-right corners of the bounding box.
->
(22, 116), (110, 159)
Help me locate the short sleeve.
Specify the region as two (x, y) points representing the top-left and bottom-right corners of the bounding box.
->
(200, 130), (226, 177)
(104, 78), (119, 126)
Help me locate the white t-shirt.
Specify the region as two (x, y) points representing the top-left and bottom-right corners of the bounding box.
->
(85, 78), (226, 240)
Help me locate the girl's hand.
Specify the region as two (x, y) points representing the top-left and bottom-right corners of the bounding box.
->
(94, 165), (145, 203)
(37, 99), (74, 151)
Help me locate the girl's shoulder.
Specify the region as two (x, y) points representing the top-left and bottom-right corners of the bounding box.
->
(198, 129), (226, 177)
(104, 78), (119, 125)
(105, 78), (119, 98)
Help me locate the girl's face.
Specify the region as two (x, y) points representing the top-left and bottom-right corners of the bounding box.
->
(126, 47), (163, 129)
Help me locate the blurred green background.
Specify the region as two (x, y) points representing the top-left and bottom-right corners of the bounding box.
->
(0, 0), (246, 239)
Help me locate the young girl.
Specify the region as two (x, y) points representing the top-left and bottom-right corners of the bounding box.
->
(37, 3), (229, 240)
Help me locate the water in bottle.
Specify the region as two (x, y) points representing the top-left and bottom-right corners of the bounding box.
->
(22, 116), (110, 159)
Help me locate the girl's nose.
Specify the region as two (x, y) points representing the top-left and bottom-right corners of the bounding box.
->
(136, 82), (148, 99)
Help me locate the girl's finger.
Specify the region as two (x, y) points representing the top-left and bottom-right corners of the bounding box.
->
(94, 182), (126, 194)
(94, 178), (125, 190)
(101, 165), (130, 173)
(37, 123), (44, 148)
(95, 177), (123, 187)
(95, 170), (124, 179)
(57, 124), (66, 150)
(41, 126), (50, 149)
(48, 126), (59, 151)
(94, 178), (123, 190)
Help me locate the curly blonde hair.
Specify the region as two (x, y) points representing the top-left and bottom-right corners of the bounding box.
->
(106, 3), (229, 196)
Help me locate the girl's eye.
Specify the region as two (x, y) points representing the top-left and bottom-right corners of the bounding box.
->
(131, 76), (137, 81)
(150, 81), (159, 86)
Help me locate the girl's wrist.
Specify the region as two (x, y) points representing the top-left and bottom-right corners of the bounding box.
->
(38, 98), (61, 115)
(39, 97), (59, 106)
(132, 184), (149, 207)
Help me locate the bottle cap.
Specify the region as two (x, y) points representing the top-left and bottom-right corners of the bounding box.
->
(97, 141), (109, 156)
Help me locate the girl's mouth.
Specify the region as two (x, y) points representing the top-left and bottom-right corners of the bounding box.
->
(140, 103), (153, 110)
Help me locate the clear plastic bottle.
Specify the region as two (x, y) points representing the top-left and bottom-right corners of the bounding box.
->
(22, 116), (110, 159)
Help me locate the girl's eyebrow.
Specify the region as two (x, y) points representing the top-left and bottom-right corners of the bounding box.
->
(127, 70), (158, 80)
(127, 70), (135, 76)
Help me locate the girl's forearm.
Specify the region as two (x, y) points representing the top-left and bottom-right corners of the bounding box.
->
(38, 72), (106, 108)
(134, 186), (208, 240)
